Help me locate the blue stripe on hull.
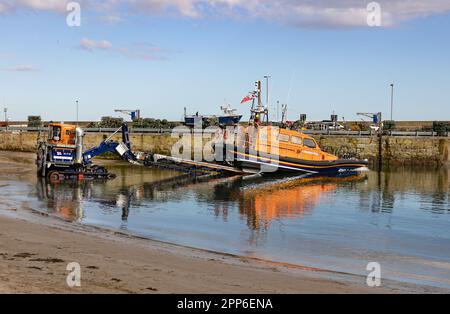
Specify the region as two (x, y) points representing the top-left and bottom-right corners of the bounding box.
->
(234, 153), (367, 175)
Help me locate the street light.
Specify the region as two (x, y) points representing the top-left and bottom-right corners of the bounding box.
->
(390, 84), (394, 121)
(3, 107), (7, 129)
(76, 100), (79, 126)
(276, 100), (280, 122)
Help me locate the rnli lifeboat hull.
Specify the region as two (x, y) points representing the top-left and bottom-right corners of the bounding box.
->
(231, 151), (369, 175)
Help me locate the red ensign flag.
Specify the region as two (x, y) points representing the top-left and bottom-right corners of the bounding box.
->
(240, 95), (253, 103)
(240, 92), (256, 104)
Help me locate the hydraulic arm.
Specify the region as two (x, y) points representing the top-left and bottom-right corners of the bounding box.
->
(82, 123), (135, 165)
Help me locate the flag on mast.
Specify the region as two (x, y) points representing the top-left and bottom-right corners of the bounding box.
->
(240, 91), (257, 104)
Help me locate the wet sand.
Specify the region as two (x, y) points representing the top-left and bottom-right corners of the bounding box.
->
(0, 151), (447, 293)
(0, 210), (435, 294)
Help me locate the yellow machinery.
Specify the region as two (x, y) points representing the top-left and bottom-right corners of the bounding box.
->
(36, 122), (134, 181)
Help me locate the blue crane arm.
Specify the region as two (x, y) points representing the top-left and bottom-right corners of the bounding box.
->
(82, 123), (135, 164)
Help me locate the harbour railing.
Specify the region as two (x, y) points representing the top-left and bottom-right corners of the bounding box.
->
(0, 126), (449, 137)
(301, 130), (450, 137)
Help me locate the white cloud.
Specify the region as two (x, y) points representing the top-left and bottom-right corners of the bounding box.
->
(0, 1), (13, 13)
(17, 0), (70, 12)
(79, 38), (167, 60)
(129, 0), (201, 18)
(2, 65), (39, 72)
(101, 14), (123, 24)
(79, 38), (113, 51)
(205, 0), (450, 27)
(2, 0), (450, 27)
(119, 0), (450, 27)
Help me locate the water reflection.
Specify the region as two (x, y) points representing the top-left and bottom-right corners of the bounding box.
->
(419, 168), (450, 214)
(35, 170), (371, 226)
(36, 178), (89, 221)
(367, 171), (395, 214)
(34, 165), (450, 229)
(35, 173), (214, 222)
(205, 175), (368, 230)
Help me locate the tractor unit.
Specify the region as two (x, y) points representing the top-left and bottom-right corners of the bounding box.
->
(36, 122), (135, 181)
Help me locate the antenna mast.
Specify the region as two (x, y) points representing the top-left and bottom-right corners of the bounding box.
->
(249, 80), (269, 125)
(281, 104), (288, 124)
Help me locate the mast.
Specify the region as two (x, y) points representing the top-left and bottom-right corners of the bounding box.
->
(248, 79), (269, 126)
(281, 104), (287, 124)
(264, 75), (271, 110)
(257, 80), (262, 110)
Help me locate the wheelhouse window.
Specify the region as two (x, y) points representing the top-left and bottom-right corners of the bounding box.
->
(303, 138), (317, 149)
(291, 136), (302, 145)
(278, 133), (290, 142)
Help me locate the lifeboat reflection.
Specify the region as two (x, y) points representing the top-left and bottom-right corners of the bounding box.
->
(237, 175), (366, 230)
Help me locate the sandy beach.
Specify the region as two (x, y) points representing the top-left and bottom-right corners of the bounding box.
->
(1, 207), (444, 294)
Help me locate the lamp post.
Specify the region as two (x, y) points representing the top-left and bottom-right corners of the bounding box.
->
(276, 100), (280, 121)
(3, 107), (7, 130)
(76, 100), (79, 126)
(390, 84), (394, 121)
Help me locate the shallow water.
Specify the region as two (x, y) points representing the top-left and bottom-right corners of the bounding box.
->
(1, 152), (449, 288)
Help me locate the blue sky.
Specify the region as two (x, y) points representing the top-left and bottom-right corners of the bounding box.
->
(0, 0), (449, 122)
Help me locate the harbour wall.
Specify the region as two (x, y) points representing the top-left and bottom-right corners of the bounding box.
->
(315, 136), (450, 167)
(0, 131), (449, 167)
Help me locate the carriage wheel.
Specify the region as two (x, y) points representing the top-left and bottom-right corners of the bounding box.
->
(48, 171), (63, 183)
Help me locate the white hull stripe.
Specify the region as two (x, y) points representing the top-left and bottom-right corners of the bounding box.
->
(236, 158), (318, 174)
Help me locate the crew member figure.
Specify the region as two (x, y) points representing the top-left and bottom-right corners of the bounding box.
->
(254, 113), (260, 127)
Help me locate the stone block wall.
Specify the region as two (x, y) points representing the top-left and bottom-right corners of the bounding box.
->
(1, 131), (449, 166)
